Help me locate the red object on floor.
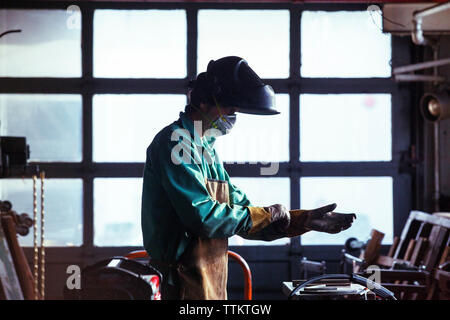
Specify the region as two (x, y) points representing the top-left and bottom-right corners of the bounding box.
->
(125, 249), (253, 300)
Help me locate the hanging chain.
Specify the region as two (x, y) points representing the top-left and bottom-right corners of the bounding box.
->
(40, 171), (45, 300)
(32, 172), (46, 300)
(32, 174), (39, 300)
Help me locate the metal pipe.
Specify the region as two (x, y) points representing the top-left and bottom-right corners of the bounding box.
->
(412, 18), (434, 46)
(414, 2), (450, 19)
(394, 74), (446, 82)
(412, 2), (450, 46)
(228, 250), (253, 301)
(432, 47), (440, 212)
(393, 58), (450, 75)
(433, 122), (440, 212)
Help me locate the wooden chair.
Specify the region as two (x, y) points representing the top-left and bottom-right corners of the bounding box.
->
(428, 238), (449, 299)
(342, 210), (450, 300)
(434, 261), (450, 299)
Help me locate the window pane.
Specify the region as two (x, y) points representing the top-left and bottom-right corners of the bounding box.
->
(198, 10), (289, 78)
(0, 179), (83, 246)
(94, 178), (289, 247)
(229, 177), (290, 246)
(94, 10), (186, 78)
(300, 94), (391, 162)
(301, 11), (391, 77)
(94, 178), (142, 246)
(300, 177), (393, 245)
(93, 94), (186, 162)
(0, 9), (81, 77)
(0, 94), (82, 162)
(215, 94), (289, 163)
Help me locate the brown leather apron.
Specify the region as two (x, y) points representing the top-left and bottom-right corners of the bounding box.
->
(176, 178), (230, 300)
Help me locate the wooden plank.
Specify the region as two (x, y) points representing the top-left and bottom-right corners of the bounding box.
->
(363, 229), (385, 265)
(439, 246), (450, 266)
(404, 239), (417, 262)
(376, 235), (401, 268)
(0, 278), (6, 299)
(422, 226), (447, 271)
(394, 239), (416, 291)
(434, 212), (450, 219)
(415, 222), (426, 240)
(387, 236), (400, 257)
(394, 215), (414, 259)
(410, 211), (450, 229)
(410, 237), (428, 266)
(1, 216), (36, 300)
(375, 255), (395, 268)
(426, 245), (450, 300)
(418, 228), (448, 300)
(403, 238), (428, 300)
(436, 269), (450, 299)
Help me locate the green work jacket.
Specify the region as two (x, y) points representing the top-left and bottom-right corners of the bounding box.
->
(141, 111), (253, 263)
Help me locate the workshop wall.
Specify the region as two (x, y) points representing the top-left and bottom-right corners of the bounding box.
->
(5, 4), (448, 301)
(419, 38), (450, 213)
(437, 39), (450, 212)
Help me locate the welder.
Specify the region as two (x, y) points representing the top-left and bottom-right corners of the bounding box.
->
(141, 56), (356, 300)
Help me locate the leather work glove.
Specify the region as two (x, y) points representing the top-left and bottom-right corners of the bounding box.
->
(287, 203), (356, 237)
(246, 204), (290, 237)
(263, 204), (291, 234)
(245, 203), (355, 241)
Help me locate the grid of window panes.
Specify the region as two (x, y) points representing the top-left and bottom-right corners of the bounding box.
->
(0, 5), (395, 248)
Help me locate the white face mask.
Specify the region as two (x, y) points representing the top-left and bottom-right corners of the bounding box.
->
(190, 96), (237, 136)
(212, 113), (236, 136)
(209, 95), (236, 136)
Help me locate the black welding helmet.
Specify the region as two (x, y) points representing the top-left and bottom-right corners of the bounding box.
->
(205, 56), (279, 115)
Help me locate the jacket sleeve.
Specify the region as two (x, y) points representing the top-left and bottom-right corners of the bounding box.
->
(223, 169), (282, 240)
(223, 170), (252, 207)
(152, 134), (252, 239)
